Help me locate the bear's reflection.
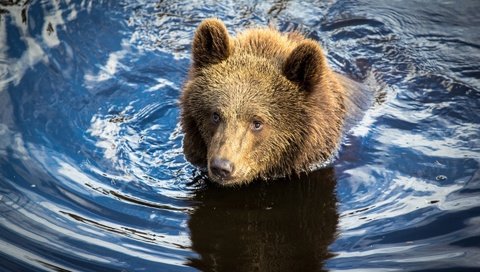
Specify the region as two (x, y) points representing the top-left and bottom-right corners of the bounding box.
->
(187, 167), (339, 272)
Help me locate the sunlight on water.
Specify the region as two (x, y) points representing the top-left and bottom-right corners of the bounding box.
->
(0, 0), (479, 271)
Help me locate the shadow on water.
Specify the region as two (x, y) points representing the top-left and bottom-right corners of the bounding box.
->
(1, 0), (480, 271)
(187, 168), (339, 272)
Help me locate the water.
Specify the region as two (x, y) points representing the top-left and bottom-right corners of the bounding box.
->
(0, 0), (479, 271)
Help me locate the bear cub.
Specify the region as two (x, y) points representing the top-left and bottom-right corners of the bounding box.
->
(180, 18), (364, 186)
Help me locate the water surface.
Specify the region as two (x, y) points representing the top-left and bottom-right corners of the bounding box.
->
(0, 0), (479, 271)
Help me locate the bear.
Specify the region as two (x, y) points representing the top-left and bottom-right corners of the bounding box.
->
(180, 18), (367, 186)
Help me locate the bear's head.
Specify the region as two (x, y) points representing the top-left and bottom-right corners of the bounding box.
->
(181, 19), (337, 186)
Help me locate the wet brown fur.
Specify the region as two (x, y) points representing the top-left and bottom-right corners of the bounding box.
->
(180, 18), (348, 185)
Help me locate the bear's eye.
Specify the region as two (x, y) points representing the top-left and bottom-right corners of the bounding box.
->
(212, 112), (221, 124)
(251, 120), (263, 131)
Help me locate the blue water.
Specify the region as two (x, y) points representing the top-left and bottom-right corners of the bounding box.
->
(0, 0), (479, 271)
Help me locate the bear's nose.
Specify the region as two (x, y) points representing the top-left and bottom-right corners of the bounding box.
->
(210, 157), (234, 179)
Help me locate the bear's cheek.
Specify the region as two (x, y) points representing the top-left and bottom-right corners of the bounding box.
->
(194, 112), (219, 144)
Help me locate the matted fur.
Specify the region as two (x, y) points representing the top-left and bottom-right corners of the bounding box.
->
(180, 18), (350, 186)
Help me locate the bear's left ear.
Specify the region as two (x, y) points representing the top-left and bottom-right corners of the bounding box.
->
(192, 18), (233, 68)
(282, 40), (326, 92)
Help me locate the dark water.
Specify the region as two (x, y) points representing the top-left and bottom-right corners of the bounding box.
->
(0, 0), (479, 271)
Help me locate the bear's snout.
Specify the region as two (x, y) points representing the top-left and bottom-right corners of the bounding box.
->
(209, 157), (234, 180)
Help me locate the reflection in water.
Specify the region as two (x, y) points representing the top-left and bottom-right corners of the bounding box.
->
(188, 168), (338, 272)
(1, 0), (479, 271)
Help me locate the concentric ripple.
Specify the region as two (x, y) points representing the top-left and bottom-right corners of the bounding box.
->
(0, 0), (479, 271)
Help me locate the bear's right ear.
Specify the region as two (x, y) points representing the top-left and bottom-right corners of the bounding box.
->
(282, 40), (326, 92)
(192, 18), (232, 68)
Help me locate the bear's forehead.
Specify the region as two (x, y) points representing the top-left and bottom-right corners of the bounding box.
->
(201, 78), (286, 109)
(191, 54), (304, 120)
(198, 85), (303, 124)
(199, 58), (288, 92)
(207, 89), (276, 115)
(206, 54), (282, 79)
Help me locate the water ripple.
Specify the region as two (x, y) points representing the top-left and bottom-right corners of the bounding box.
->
(1, 0), (479, 271)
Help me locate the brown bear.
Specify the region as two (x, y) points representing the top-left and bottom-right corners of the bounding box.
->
(180, 18), (367, 186)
